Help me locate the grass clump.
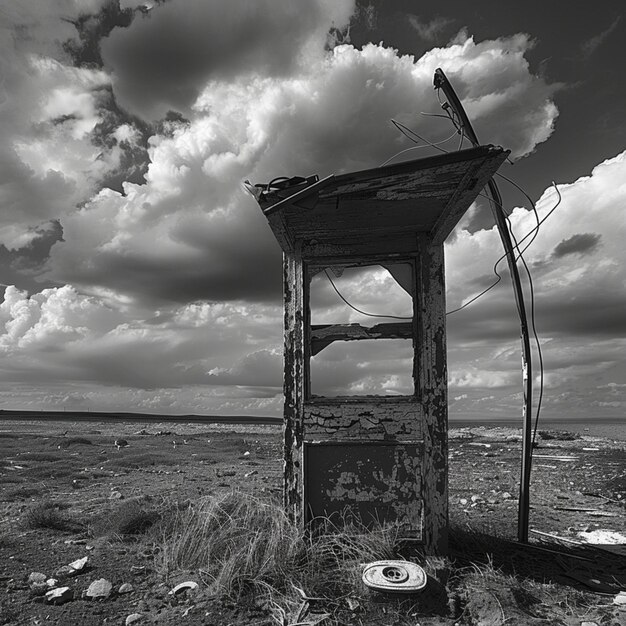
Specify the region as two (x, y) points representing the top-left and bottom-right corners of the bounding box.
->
(58, 437), (93, 448)
(158, 491), (400, 609)
(3, 485), (45, 501)
(105, 451), (179, 469)
(91, 498), (161, 538)
(23, 500), (78, 532)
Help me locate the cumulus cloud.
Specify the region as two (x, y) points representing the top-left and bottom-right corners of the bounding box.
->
(0, 1), (142, 250)
(100, 0), (356, 120)
(444, 151), (626, 416)
(0, 284), (283, 406)
(44, 34), (558, 306)
(8, 1), (620, 418)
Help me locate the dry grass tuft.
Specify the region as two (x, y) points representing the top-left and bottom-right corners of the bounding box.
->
(23, 500), (78, 532)
(158, 491), (400, 607)
(91, 498), (161, 538)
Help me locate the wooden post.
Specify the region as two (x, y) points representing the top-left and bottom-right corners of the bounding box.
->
(417, 235), (449, 554)
(282, 247), (305, 523)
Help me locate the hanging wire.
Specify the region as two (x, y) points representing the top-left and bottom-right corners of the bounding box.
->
(394, 105), (561, 449)
(324, 269), (412, 321)
(379, 129), (459, 167)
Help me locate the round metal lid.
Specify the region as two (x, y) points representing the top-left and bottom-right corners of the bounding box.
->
(362, 560), (427, 594)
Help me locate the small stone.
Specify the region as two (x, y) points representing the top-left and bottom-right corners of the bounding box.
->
(471, 495), (481, 503)
(55, 565), (75, 579)
(125, 614), (144, 625)
(28, 572), (47, 585)
(86, 578), (113, 599)
(45, 586), (73, 605)
(169, 581), (199, 595)
(614, 591), (626, 606)
(46, 578), (58, 588)
(68, 556), (88, 572)
(581, 622), (599, 625)
(502, 492), (512, 500)
(118, 582), (134, 594)
(109, 491), (123, 500)
(459, 498), (468, 506)
(30, 582), (49, 596)
(242, 451), (250, 456)
(244, 470), (258, 478)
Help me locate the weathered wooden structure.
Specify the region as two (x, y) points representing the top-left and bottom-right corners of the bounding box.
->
(253, 145), (509, 554)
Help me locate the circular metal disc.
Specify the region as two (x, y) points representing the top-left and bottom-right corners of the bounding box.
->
(362, 560), (427, 594)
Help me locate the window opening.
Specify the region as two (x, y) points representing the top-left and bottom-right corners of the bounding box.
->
(308, 262), (415, 398)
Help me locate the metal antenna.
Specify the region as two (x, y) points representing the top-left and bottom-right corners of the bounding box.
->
(433, 68), (533, 543)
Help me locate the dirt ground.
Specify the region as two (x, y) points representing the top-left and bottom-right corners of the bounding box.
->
(0, 419), (624, 625)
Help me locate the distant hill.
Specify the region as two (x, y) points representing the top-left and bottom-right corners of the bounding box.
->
(0, 409), (281, 425)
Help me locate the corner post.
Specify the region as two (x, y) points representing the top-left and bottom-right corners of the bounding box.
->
(283, 245), (305, 523)
(417, 235), (449, 554)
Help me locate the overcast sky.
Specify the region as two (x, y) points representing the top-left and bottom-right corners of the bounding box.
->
(0, 0), (624, 421)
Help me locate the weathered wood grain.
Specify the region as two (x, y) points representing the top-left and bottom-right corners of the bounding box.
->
(310, 322), (413, 356)
(303, 400), (423, 440)
(416, 235), (448, 554)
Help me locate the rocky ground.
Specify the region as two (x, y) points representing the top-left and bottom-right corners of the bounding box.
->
(0, 419), (624, 625)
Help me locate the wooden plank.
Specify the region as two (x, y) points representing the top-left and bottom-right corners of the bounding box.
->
(310, 322), (413, 355)
(430, 147), (509, 244)
(304, 400), (423, 440)
(283, 246), (306, 524)
(417, 236), (448, 554)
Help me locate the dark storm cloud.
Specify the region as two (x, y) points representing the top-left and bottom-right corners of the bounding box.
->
(100, 0), (354, 119)
(537, 295), (626, 337)
(552, 233), (601, 258)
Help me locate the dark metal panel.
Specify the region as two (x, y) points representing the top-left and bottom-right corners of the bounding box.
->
(304, 440), (423, 539)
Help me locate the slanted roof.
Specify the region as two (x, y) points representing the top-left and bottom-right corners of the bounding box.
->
(255, 145), (509, 253)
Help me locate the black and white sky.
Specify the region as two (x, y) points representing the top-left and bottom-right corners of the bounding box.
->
(0, 0), (624, 419)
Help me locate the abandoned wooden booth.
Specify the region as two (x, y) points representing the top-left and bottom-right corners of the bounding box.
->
(252, 145), (509, 554)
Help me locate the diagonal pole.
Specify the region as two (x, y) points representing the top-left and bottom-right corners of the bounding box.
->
(433, 68), (533, 542)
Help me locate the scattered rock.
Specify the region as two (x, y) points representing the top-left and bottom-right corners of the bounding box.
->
(68, 556), (88, 572)
(46, 578), (58, 588)
(45, 586), (73, 605)
(109, 490), (123, 500)
(581, 622), (599, 626)
(30, 582), (49, 597)
(242, 451), (250, 456)
(55, 565), (76, 579)
(118, 582), (134, 594)
(501, 492), (512, 500)
(216, 469), (236, 477)
(28, 572), (46, 585)
(614, 591), (626, 607)
(244, 470), (258, 478)
(86, 578), (113, 599)
(125, 613), (144, 625)
(169, 581), (199, 595)
(459, 498), (468, 506)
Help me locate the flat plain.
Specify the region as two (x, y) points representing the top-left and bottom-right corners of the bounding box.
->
(0, 418), (624, 625)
